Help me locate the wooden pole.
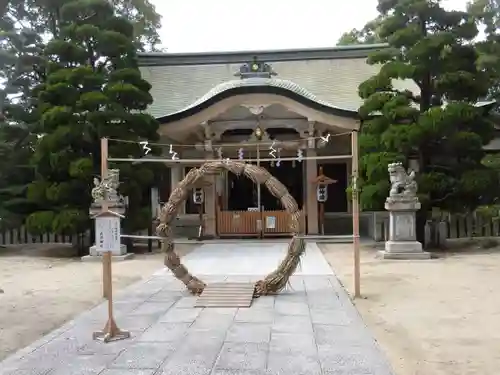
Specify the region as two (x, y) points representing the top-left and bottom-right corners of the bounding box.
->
(93, 137), (130, 343)
(198, 202), (204, 239)
(101, 138), (109, 299)
(351, 130), (361, 298)
(319, 201), (325, 235)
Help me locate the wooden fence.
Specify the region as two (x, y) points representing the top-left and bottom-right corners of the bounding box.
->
(378, 212), (500, 242)
(0, 225), (85, 246)
(0, 225), (159, 251)
(443, 214), (500, 238)
(3, 213), (498, 247)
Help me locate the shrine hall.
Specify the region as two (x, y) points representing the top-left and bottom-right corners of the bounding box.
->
(137, 44), (495, 238)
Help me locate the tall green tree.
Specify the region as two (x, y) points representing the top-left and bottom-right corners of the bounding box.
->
(468, 0), (500, 100)
(358, 0), (496, 241)
(25, 0), (160, 235)
(337, 16), (386, 45)
(467, 0), (500, 220)
(108, 0), (163, 52)
(0, 13), (46, 227)
(0, 0), (162, 229)
(2, 0), (162, 50)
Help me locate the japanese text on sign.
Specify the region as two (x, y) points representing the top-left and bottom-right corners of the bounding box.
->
(95, 216), (121, 252)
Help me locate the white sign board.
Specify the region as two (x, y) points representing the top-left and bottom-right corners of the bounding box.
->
(95, 216), (121, 253)
(266, 216), (276, 229)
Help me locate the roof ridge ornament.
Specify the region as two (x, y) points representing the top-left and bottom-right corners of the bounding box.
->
(235, 56), (277, 79)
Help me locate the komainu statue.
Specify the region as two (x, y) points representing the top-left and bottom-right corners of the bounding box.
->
(91, 169), (121, 204)
(388, 162), (417, 198)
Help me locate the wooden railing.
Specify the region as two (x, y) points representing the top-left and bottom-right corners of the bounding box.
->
(216, 209), (303, 237)
(217, 210), (261, 237)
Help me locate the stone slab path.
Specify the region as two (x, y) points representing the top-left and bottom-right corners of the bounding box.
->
(153, 242), (334, 277)
(0, 243), (394, 375)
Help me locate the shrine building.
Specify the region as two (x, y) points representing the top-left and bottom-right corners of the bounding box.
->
(137, 44), (497, 239)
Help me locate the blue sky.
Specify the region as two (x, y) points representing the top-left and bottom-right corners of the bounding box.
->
(151, 0), (469, 52)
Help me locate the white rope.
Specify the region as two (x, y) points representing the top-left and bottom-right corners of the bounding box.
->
(108, 154), (353, 164)
(119, 234), (354, 240)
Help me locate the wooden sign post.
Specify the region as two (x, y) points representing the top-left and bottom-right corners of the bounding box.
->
(311, 166), (337, 235)
(351, 130), (361, 298)
(92, 138), (130, 343)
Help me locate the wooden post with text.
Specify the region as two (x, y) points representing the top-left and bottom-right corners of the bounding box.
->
(92, 138), (130, 343)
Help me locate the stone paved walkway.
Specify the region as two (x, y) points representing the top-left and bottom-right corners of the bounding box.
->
(0, 244), (394, 375)
(153, 242), (333, 277)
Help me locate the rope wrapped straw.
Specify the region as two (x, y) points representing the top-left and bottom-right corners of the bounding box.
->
(156, 160), (305, 296)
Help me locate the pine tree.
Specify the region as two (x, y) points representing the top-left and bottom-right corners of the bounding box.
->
(358, 0), (497, 241)
(25, 0), (160, 235)
(337, 16), (386, 45)
(0, 12), (45, 227)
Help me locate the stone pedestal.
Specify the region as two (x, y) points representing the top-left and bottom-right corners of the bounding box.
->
(89, 244), (128, 256)
(378, 198), (431, 260)
(81, 250), (134, 262)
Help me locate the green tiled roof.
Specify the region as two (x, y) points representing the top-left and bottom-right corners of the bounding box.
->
(171, 77), (353, 116)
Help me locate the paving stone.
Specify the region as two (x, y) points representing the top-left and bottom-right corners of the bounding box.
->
(272, 315), (313, 333)
(275, 292), (307, 302)
(274, 300), (310, 316)
(285, 276), (305, 291)
(303, 276), (334, 292)
(113, 314), (161, 333)
(90, 301), (144, 318)
(100, 369), (156, 375)
(251, 296), (275, 309)
(234, 308), (274, 324)
(147, 290), (184, 302)
(314, 324), (375, 347)
(310, 309), (355, 326)
(190, 309), (236, 330)
(269, 332), (318, 356)
(49, 354), (116, 375)
(214, 342), (268, 371)
(323, 368), (393, 375)
(78, 336), (137, 356)
(173, 296), (197, 308)
(138, 322), (191, 342)
(267, 352), (322, 375)
(201, 307), (238, 315)
(184, 325), (228, 343)
(158, 307), (202, 323)
(19, 335), (84, 368)
(318, 344), (393, 374)
(157, 362), (213, 375)
(129, 302), (175, 316)
(225, 323), (271, 344)
(159, 342), (222, 374)
(115, 288), (160, 300)
(109, 342), (175, 369)
(0, 366), (52, 375)
(307, 295), (343, 310)
(211, 370), (269, 375)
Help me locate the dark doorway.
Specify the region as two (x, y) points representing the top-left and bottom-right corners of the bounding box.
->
(261, 161), (303, 210)
(321, 163), (348, 212)
(227, 173), (256, 210)
(226, 161), (303, 211)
